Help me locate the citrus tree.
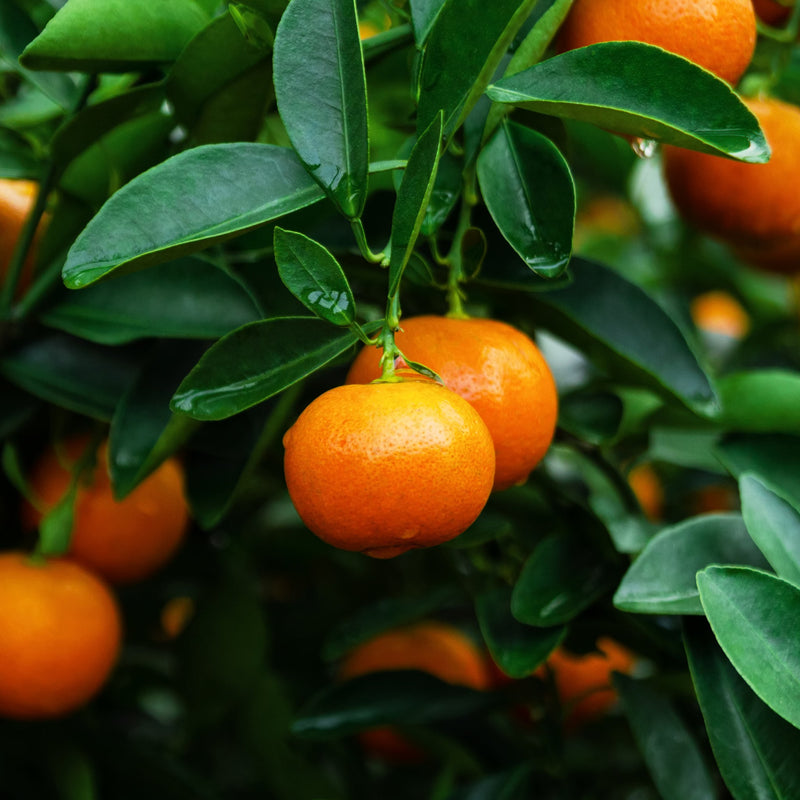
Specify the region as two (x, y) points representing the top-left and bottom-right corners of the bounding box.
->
(2, 0), (800, 797)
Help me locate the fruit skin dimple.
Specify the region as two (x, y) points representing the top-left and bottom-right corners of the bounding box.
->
(663, 96), (800, 273)
(558, 0), (756, 86)
(283, 380), (495, 557)
(0, 553), (122, 719)
(346, 316), (558, 491)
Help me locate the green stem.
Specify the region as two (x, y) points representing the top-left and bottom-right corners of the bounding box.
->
(377, 292), (402, 380)
(444, 167), (478, 318)
(351, 217), (385, 264)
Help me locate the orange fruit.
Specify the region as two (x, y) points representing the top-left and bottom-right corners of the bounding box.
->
(160, 595), (195, 639)
(23, 436), (190, 585)
(542, 638), (637, 728)
(0, 178), (46, 292)
(0, 552), (121, 719)
(753, 0), (792, 25)
(339, 621), (492, 761)
(558, 0), (756, 86)
(690, 290), (750, 339)
(663, 96), (800, 273)
(628, 463), (664, 521)
(346, 316), (558, 491)
(573, 195), (640, 251)
(283, 379), (495, 557)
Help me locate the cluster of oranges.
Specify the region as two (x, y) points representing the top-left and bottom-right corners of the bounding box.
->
(0, 436), (189, 719)
(283, 315), (559, 557)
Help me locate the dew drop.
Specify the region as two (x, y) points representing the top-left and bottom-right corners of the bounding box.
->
(631, 137), (658, 159)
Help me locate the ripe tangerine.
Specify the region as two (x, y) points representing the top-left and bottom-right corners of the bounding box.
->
(0, 178), (47, 292)
(283, 379), (495, 557)
(0, 552), (121, 719)
(346, 316), (558, 492)
(557, 0), (756, 86)
(23, 436), (190, 585)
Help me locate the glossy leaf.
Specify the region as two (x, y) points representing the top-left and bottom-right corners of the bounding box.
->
(43, 258), (260, 345)
(614, 514), (768, 615)
(477, 121), (574, 277)
(741, 473), (800, 587)
(615, 674), (718, 800)
(292, 671), (494, 739)
(20, 0), (209, 72)
(409, 0), (446, 45)
(388, 113), (442, 297)
(511, 532), (618, 626)
(487, 42), (769, 162)
(417, 0), (540, 138)
(421, 149), (462, 235)
(273, 0), (368, 218)
(558, 390), (623, 445)
(274, 228), (356, 325)
(530, 258), (717, 413)
(685, 618), (800, 800)
(63, 144), (325, 287)
(171, 317), (371, 421)
(717, 434), (800, 512)
(0, 334), (139, 421)
(717, 371), (800, 435)
(476, 586), (565, 679)
(698, 566), (800, 729)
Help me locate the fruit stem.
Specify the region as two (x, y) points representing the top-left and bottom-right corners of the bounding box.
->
(445, 167), (478, 319)
(377, 293), (402, 381)
(351, 217), (386, 264)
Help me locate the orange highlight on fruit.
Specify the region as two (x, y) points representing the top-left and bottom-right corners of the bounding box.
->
(347, 316), (558, 492)
(558, 0), (756, 86)
(0, 178), (47, 293)
(690, 291), (750, 339)
(23, 436), (190, 585)
(0, 552), (121, 719)
(283, 380), (495, 557)
(339, 621), (491, 761)
(628, 463), (664, 521)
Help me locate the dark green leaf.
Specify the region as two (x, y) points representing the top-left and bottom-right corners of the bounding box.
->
(531, 258), (717, 413)
(172, 318), (369, 421)
(388, 113), (442, 296)
(477, 121), (574, 277)
(63, 144), (325, 287)
(511, 531), (618, 626)
(615, 674), (718, 800)
(717, 434), (800, 511)
(39, 485), (77, 556)
(445, 509), (515, 549)
(274, 228), (356, 325)
(698, 566), (800, 729)
(0, 334), (139, 421)
(741, 473), (800, 587)
(0, 129), (40, 179)
(0, 381), (39, 439)
(292, 671), (494, 739)
(43, 258), (260, 344)
(487, 42), (769, 162)
(417, 0), (540, 138)
(421, 148), (462, 235)
(273, 0), (368, 218)
(717, 371), (800, 435)
(614, 514), (768, 615)
(558, 390), (624, 444)
(476, 586), (565, 679)
(409, 0), (446, 45)
(685, 618), (800, 800)
(20, 0), (209, 72)
(447, 767), (533, 800)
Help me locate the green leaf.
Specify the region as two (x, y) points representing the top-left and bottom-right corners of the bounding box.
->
(685, 618), (800, 800)
(38, 485), (77, 556)
(273, 0), (368, 218)
(0, 334), (139, 421)
(557, 390), (623, 445)
(717, 371), (800, 435)
(417, 0), (540, 139)
(447, 767), (533, 800)
(614, 514), (769, 615)
(717, 434), (800, 511)
(531, 258), (717, 414)
(476, 586), (565, 679)
(741, 474), (800, 587)
(20, 0), (210, 72)
(109, 343), (201, 498)
(0, 129), (40, 180)
(487, 42), (769, 162)
(615, 674), (718, 800)
(477, 121), (574, 277)
(409, 0), (446, 45)
(698, 566), (800, 729)
(43, 258), (260, 345)
(388, 113), (442, 297)
(511, 532), (618, 626)
(274, 229), (356, 325)
(171, 317), (372, 421)
(292, 671), (494, 739)
(63, 144), (325, 287)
